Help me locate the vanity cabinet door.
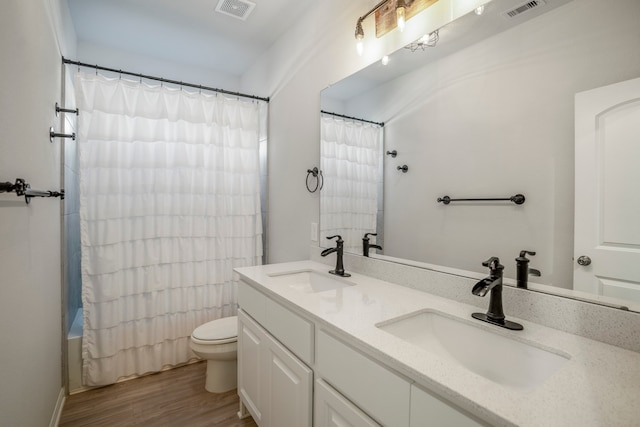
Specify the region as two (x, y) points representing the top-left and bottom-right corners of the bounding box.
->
(238, 309), (266, 425)
(315, 379), (381, 427)
(238, 308), (312, 427)
(263, 331), (313, 427)
(410, 385), (487, 427)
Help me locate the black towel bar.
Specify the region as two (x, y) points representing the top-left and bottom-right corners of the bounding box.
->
(437, 194), (525, 205)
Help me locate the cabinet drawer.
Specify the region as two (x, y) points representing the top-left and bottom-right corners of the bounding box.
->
(238, 280), (266, 325)
(316, 330), (410, 427)
(238, 280), (314, 365)
(410, 384), (487, 427)
(265, 298), (314, 365)
(315, 379), (381, 427)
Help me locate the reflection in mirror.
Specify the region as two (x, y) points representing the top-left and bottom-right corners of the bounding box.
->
(320, 0), (640, 311)
(319, 112), (384, 254)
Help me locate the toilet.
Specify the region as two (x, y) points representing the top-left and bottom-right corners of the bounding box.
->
(190, 315), (238, 393)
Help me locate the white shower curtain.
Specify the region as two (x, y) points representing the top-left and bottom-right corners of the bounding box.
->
(320, 116), (382, 254)
(76, 72), (263, 386)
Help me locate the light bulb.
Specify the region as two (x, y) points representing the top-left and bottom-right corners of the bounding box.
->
(381, 55), (389, 66)
(396, 7), (406, 32)
(475, 5), (485, 15)
(357, 40), (364, 56)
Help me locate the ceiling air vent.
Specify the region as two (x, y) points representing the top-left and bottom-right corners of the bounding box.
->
(503, 0), (546, 18)
(215, 0), (256, 21)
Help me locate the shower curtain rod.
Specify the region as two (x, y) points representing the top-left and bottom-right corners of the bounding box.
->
(62, 57), (269, 103)
(321, 110), (384, 127)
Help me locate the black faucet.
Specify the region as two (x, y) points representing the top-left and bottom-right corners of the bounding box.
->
(362, 233), (382, 257)
(471, 257), (523, 330)
(515, 250), (541, 289)
(321, 235), (351, 277)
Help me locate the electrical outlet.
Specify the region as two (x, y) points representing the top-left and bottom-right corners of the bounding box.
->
(311, 222), (318, 242)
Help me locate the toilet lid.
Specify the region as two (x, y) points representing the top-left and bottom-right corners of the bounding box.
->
(192, 316), (238, 342)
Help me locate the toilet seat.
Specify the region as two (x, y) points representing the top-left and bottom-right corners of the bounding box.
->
(191, 316), (238, 345)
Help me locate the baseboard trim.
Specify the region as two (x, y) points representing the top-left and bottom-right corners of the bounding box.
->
(49, 387), (66, 427)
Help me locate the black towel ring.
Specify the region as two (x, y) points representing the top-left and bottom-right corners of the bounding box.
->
(306, 167), (323, 193)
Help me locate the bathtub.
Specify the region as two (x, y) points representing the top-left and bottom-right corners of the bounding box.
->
(68, 308), (84, 393)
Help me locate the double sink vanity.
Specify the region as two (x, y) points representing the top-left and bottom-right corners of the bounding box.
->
(235, 258), (640, 426)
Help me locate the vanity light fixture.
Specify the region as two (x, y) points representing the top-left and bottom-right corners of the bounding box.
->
(354, 0), (410, 56)
(354, 0), (439, 55)
(353, 0), (386, 56)
(475, 4), (486, 15)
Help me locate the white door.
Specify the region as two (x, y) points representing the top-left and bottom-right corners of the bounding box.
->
(263, 332), (313, 427)
(238, 310), (265, 425)
(574, 77), (640, 303)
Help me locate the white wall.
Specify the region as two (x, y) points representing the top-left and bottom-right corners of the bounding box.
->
(75, 41), (241, 91)
(0, 1), (76, 425)
(339, 0), (640, 287)
(242, 0), (485, 263)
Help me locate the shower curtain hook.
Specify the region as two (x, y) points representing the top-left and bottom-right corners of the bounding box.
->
(119, 70), (122, 80)
(199, 85), (202, 94)
(139, 73), (142, 84)
(95, 64), (98, 76)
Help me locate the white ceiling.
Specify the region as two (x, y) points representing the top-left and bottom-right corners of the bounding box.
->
(67, 0), (311, 76)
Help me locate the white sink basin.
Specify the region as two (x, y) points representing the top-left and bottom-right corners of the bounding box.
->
(377, 310), (570, 390)
(268, 269), (356, 293)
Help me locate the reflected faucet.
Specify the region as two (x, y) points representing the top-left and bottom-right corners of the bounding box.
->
(362, 233), (382, 257)
(321, 235), (351, 277)
(472, 257), (523, 331)
(515, 250), (541, 289)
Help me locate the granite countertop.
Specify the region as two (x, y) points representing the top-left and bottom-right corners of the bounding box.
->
(235, 260), (640, 427)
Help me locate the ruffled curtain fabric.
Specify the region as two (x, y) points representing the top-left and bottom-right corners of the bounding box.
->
(75, 72), (263, 385)
(320, 116), (382, 254)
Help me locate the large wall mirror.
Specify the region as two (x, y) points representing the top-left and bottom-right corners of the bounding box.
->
(319, 0), (640, 312)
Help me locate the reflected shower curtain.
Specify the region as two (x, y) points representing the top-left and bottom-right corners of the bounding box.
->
(76, 72), (263, 385)
(320, 116), (382, 254)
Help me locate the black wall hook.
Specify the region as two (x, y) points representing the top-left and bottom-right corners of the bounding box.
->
(49, 127), (75, 143)
(1, 178), (64, 204)
(55, 102), (78, 116)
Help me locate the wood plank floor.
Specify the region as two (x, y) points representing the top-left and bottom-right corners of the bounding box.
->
(59, 362), (258, 427)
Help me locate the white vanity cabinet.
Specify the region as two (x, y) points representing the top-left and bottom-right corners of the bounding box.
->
(237, 282), (313, 427)
(238, 277), (489, 427)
